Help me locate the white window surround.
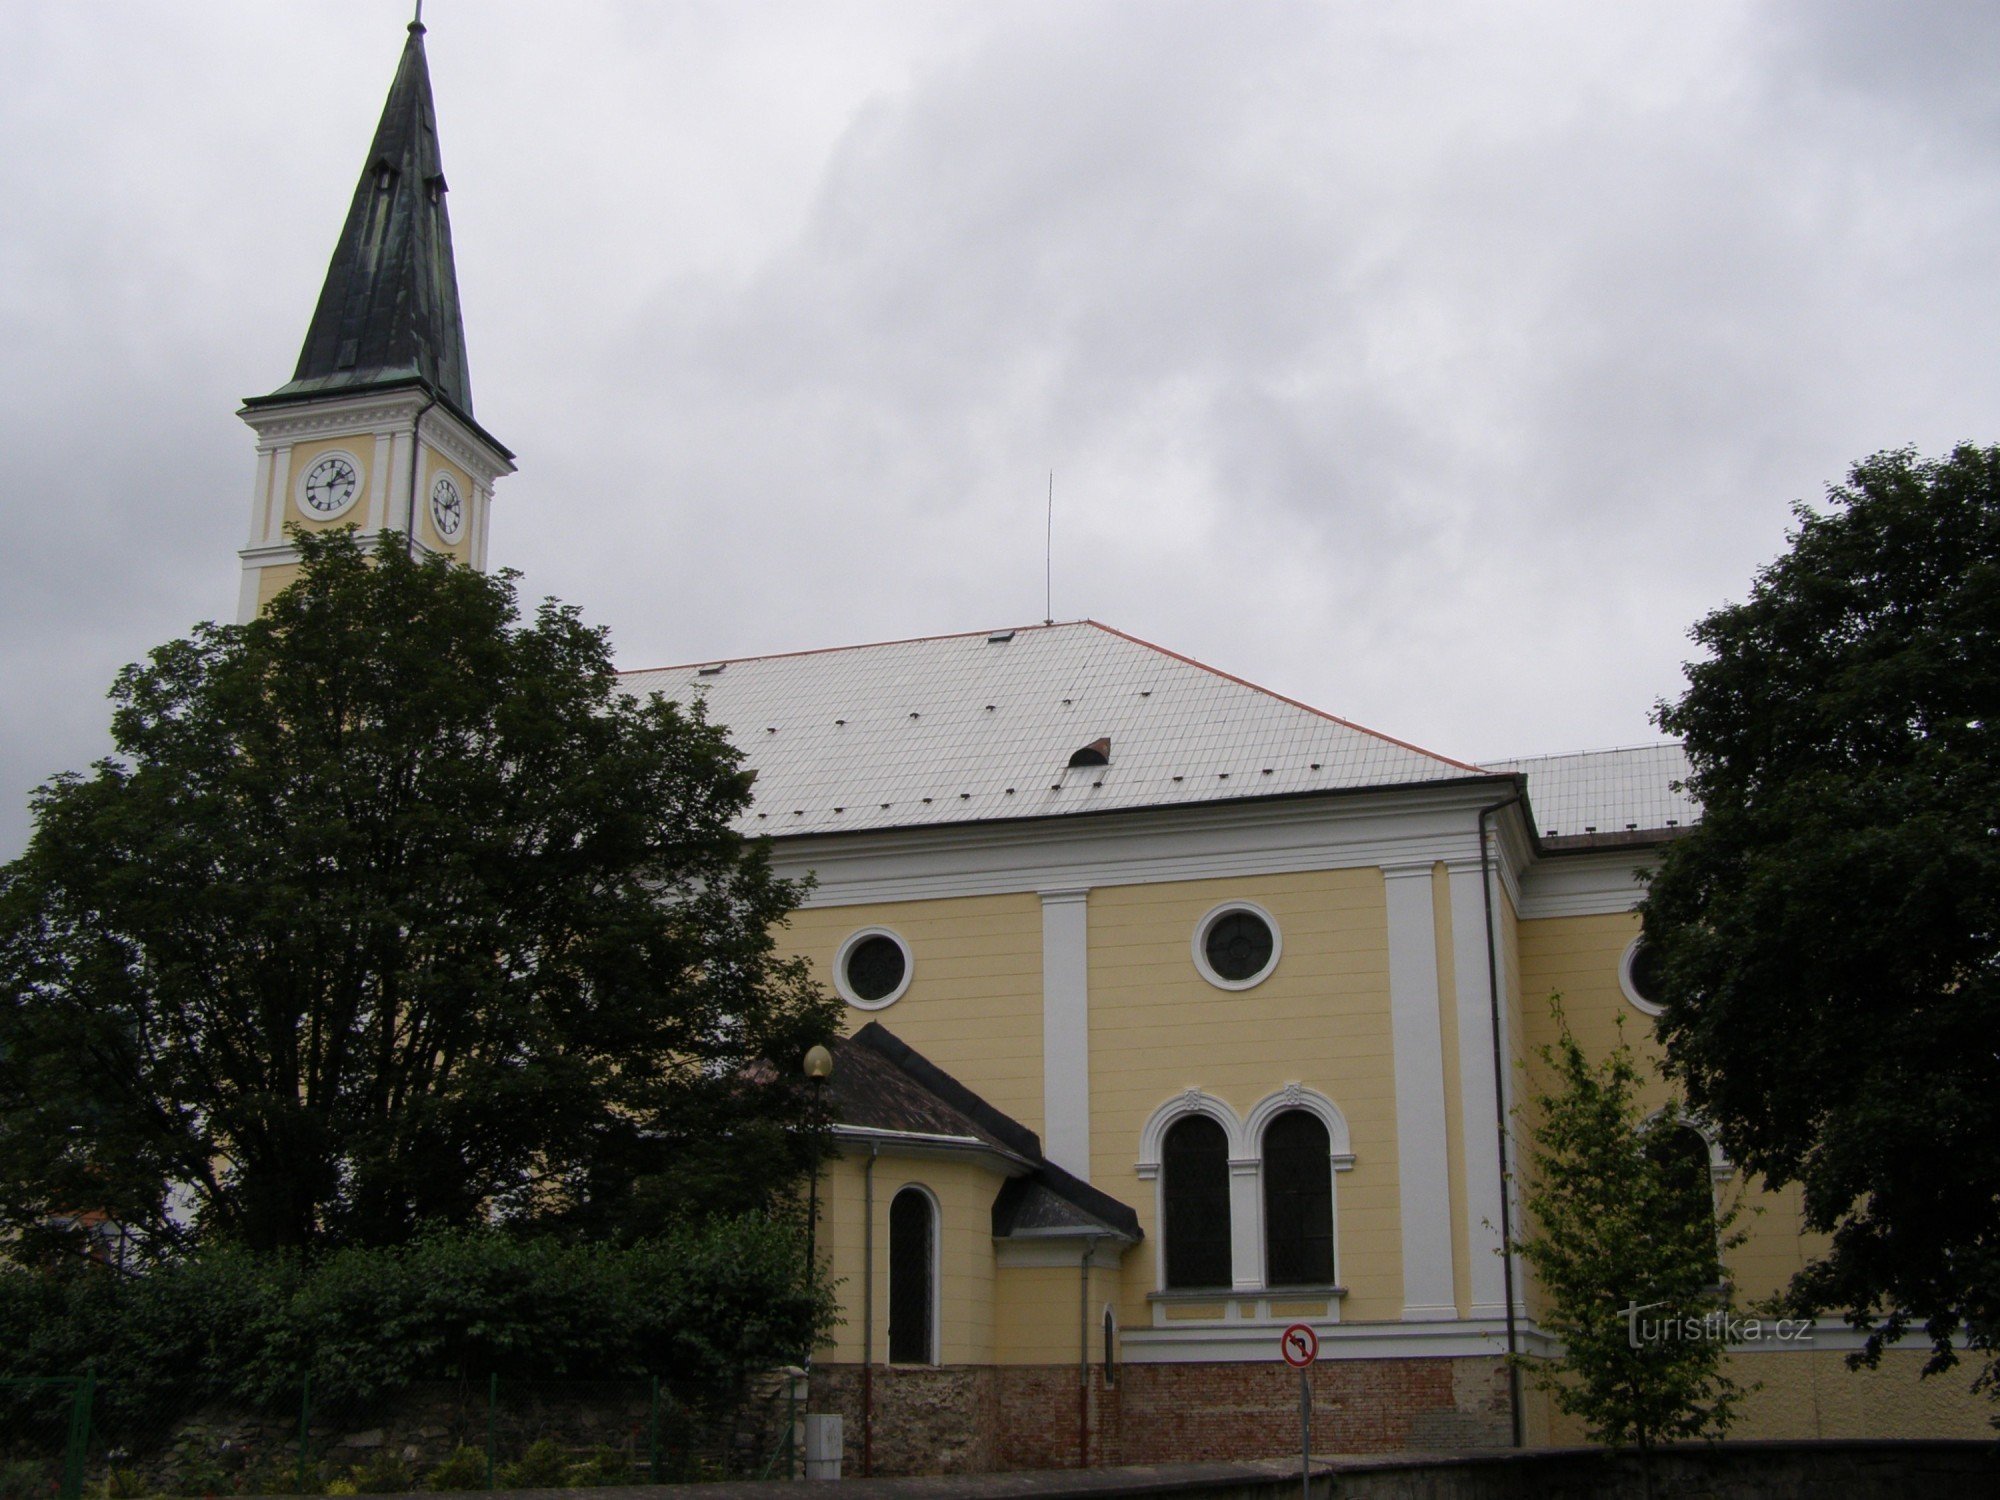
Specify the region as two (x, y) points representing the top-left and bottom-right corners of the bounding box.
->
(887, 1180), (942, 1365)
(1191, 901), (1283, 990)
(1618, 934), (1664, 1017)
(1135, 1085), (1353, 1307)
(835, 925), (913, 1010)
(1640, 1108), (1736, 1185)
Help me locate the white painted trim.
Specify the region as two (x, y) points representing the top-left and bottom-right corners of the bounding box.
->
(1448, 863), (1511, 1318)
(1191, 900), (1281, 990)
(1123, 1314), (1554, 1363)
(1516, 850), (1655, 919)
(1639, 1108), (1736, 1184)
(1243, 1085), (1352, 1294)
(1618, 935), (1664, 1017)
(1039, 888), (1091, 1179)
(830, 1124), (1031, 1174)
(1137, 1089), (1244, 1166)
(366, 431), (393, 532)
(833, 926), (912, 1010)
(1381, 863), (1455, 1321)
(768, 782), (1536, 910)
(994, 1238), (1127, 1269)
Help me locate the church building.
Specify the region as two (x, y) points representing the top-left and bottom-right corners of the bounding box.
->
(233, 17), (1992, 1473)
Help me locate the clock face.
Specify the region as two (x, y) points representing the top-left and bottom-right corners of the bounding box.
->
(301, 455), (360, 517)
(429, 473), (465, 542)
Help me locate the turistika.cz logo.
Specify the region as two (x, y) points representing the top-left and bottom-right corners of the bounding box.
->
(1622, 1302), (1814, 1349)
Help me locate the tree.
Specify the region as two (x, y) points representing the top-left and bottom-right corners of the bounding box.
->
(1512, 1004), (1746, 1462)
(0, 529), (839, 1256)
(1644, 443), (2000, 1397)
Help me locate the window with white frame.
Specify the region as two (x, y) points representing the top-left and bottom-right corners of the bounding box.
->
(1161, 1114), (1232, 1288)
(887, 1185), (937, 1363)
(1261, 1109), (1335, 1286)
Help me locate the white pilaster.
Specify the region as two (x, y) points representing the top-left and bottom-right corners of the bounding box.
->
(1228, 1158), (1264, 1290)
(1040, 887), (1091, 1179)
(1448, 860), (1511, 1318)
(1383, 862), (1456, 1319)
(367, 431), (394, 531)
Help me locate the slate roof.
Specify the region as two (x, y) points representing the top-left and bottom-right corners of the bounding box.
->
(1485, 742), (1699, 848)
(246, 20), (490, 440)
(835, 1024), (1141, 1242)
(622, 621), (1491, 838)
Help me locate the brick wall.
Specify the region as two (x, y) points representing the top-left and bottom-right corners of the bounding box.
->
(809, 1358), (1510, 1475)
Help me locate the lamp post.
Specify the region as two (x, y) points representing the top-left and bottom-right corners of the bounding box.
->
(802, 1044), (834, 1314)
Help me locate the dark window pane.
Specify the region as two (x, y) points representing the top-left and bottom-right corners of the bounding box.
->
(1263, 1110), (1334, 1286)
(888, 1188), (934, 1363)
(1628, 939), (1666, 1006)
(846, 934), (906, 1002)
(1163, 1115), (1232, 1288)
(1644, 1124), (1720, 1280)
(1205, 910), (1274, 982)
(1102, 1308), (1117, 1387)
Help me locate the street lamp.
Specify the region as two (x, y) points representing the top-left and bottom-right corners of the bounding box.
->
(802, 1044), (834, 1323)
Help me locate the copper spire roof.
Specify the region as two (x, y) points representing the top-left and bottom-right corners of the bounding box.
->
(247, 20), (478, 422)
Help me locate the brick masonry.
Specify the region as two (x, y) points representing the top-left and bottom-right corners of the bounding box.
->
(809, 1358), (1512, 1475)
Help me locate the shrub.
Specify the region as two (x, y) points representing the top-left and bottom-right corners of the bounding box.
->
(422, 1448), (486, 1492)
(347, 1453), (411, 1496)
(492, 1441), (567, 1490)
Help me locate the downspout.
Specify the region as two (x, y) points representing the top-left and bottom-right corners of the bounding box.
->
(405, 394), (439, 556)
(1479, 791), (1526, 1448)
(1077, 1235), (1100, 1468)
(861, 1144), (879, 1477)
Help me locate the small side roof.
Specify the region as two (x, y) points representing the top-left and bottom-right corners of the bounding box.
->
(832, 1024), (1141, 1243)
(622, 620), (1490, 838)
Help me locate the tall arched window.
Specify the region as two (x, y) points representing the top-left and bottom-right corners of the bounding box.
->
(1644, 1123), (1720, 1281)
(1162, 1114), (1232, 1288)
(1262, 1109), (1334, 1286)
(888, 1187), (936, 1364)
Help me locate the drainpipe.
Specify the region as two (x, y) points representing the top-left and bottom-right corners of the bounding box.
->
(405, 394), (439, 557)
(1479, 791), (1526, 1448)
(861, 1144), (879, 1476)
(1077, 1236), (1100, 1468)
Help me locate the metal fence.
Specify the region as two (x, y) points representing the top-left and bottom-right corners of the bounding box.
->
(0, 1372), (805, 1498)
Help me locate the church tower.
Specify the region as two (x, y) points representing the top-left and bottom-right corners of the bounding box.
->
(235, 15), (514, 621)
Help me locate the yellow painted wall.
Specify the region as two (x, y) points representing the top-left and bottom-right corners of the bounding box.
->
(781, 894), (1045, 1134)
(813, 1149), (999, 1365)
(1086, 869), (1402, 1328)
(1536, 1346), (1995, 1444)
(255, 562), (302, 612)
(1515, 912), (1829, 1318)
(995, 1260), (1122, 1365)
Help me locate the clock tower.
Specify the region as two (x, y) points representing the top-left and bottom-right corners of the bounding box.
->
(234, 15), (514, 621)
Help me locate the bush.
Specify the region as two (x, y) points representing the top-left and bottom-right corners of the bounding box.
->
(347, 1453), (411, 1495)
(423, 1448), (485, 1493)
(493, 1441), (567, 1491)
(0, 1460), (54, 1500)
(0, 1216), (827, 1434)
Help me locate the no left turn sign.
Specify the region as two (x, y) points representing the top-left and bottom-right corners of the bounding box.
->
(1280, 1322), (1318, 1368)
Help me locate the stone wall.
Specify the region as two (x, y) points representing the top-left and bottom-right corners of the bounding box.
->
(808, 1358), (1512, 1475)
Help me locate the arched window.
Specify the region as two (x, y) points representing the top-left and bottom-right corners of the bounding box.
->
(1162, 1114), (1232, 1288)
(1102, 1307), (1117, 1387)
(1262, 1109), (1334, 1286)
(888, 1187), (936, 1364)
(1644, 1123), (1720, 1280)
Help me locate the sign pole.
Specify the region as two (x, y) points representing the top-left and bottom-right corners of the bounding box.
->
(1279, 1323), (1319, 1500)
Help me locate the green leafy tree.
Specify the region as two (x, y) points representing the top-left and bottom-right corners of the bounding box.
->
(1644, 444), (2000, 1398)
(0, 529), (839, 1255)
(1512, 1004), (1745, 1460)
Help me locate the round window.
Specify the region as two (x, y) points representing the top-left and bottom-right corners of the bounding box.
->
(1619, 936), (1665, 1016)
(836, 928), (912, 1009)
(1192, 903), (1281, 990)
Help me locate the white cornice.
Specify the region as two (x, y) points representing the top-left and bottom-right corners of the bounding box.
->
(830, 1124), (1032, 1176)
(769, 783), (1539, 907)
(238, 390), (513, 485)
(1516, 849), (1656, 919)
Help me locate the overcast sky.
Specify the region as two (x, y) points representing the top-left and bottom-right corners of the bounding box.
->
(3, 1), (1996, 856)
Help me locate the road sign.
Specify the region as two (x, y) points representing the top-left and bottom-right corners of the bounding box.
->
(1281, 1322), (1318, 1368)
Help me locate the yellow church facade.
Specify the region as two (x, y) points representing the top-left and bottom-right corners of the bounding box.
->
(230, 17), (1990, 1476)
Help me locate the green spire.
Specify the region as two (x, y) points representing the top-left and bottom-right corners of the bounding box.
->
(254, 19), (475, 418)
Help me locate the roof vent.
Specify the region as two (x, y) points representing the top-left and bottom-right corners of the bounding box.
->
(696, 663), (726, 677)
(1068, 738), (1110, 768)
(987, 630), (1016, 643)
